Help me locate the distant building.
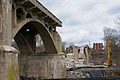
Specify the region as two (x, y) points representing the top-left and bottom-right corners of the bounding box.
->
(93, 43), (103, 50)
(65, 45), (91, 68)
(79, 45), (91, 65)
(66, 45), (79, 61)
(65, 45), (79, 68)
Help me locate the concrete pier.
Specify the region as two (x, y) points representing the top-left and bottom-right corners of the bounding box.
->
(0, 46), (19, 80)
(19, 53), (66, 79)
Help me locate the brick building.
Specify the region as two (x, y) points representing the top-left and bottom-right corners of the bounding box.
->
(93, 43), (103, 50)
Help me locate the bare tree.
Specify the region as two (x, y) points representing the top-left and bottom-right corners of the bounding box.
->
(103, 27), (120, 65)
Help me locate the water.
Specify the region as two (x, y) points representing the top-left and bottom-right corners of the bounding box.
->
(67, 67), (106, 78)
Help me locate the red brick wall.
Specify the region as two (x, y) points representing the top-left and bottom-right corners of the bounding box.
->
(93, 43), (103, 50)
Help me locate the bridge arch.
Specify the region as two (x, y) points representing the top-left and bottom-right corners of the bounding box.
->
(13, 19), (57, 54)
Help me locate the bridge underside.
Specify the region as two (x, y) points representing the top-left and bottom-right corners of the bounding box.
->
(12, 21), (66, 79)
(14, 21), (58, 55)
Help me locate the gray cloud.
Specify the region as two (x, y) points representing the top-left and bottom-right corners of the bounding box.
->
(39, 0), (120, 45)
(107, 5), (120, 15)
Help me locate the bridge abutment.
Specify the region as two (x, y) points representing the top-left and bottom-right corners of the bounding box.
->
(19, 53), (66, 79)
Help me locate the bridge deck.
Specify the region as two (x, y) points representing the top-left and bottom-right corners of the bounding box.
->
(29, 0), (62, 26)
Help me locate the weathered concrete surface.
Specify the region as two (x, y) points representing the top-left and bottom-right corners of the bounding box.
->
(19, 54), (66, 79)
(0, 46), (19, 80)
(0, 0), (12, 45)
(53, 31), (62, 53)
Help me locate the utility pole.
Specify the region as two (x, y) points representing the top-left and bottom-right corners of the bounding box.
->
(107, 39), (111, 66)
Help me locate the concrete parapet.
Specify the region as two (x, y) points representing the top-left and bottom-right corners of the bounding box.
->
(19, 53), (66, 79)
(0, 45), (19, 80)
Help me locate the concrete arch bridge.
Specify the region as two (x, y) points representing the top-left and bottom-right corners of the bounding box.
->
(0, 0), (66, 80)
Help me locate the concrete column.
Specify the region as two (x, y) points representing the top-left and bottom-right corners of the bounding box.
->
(0, 0), (12, 46)
(0, 46), (19, 80)
(53, 31), (62, 53)
(0, 1), (19, 80)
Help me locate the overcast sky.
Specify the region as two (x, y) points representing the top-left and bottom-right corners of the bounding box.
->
(39, 0), (120, 46)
